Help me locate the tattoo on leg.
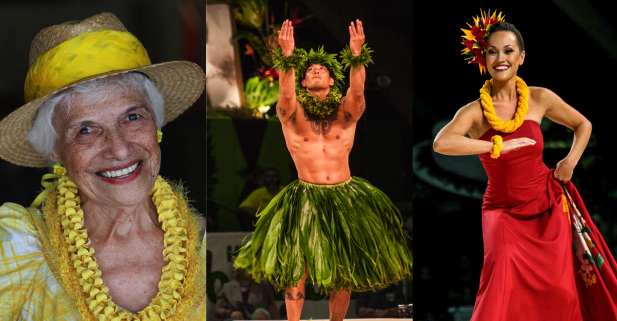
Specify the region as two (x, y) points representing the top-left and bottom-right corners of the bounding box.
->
(297, 293), (305, 300)
(276, 103), (286, 117)
(286, 292), (296, 301)
(360, 102), (366, 115)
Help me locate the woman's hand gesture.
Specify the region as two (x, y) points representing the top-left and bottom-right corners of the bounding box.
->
(500, 137), (536, 154)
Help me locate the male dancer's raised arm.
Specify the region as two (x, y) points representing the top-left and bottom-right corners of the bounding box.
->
(276, 20), (298, 123)
(344, 20), (367, 122)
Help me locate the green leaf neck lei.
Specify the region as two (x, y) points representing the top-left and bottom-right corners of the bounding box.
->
(297, 87), (342, 118)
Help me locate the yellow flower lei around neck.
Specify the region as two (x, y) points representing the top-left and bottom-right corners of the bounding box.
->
(480, 76), (529, 159)
(52, 163), (189, 321)
(480, 76), (529, 133)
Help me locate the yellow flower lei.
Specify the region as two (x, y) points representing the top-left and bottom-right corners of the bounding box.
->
(490, 135), (503, 159)
(53, 164), (190, 320)
(480, 76), (529, 133)
(481, 76), (529, 159)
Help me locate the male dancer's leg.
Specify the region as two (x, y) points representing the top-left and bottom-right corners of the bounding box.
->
(329, 288), (351, 321)
(285, 263), (309, 321)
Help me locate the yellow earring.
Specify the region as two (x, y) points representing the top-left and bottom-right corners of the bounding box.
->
(51, 162), (66, 175)
(157, 128), (163, 143)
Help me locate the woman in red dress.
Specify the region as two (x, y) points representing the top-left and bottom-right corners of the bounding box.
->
(433, 11), (617, 320)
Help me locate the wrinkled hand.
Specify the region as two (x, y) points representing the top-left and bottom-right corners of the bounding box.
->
(278, 20), (295, 56)
(349, 19), (365, 56)
(500, 137), (536, 154)
(554, 158), (575, 184)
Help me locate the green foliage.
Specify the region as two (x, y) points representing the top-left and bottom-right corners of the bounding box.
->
(232, 0), (267, 29)
(296, 87), (341, 118)
(233, 178), (412, 294)
(244, 76), (280, 109)
(271, 47), (304, 73)
(232, 30), (273, 66)
(294, 46), (345, 92)
(340, 44), (374, 70)
(229, 0), (278, 68)
(272, 46), (345, 117)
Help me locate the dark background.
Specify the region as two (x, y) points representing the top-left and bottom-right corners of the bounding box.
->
(413, 1), (617, 320)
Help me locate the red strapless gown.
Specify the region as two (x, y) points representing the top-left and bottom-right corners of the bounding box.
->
(472, 120), (617, 321)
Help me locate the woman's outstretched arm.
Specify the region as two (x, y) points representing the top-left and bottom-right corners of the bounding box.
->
(433, 101), (536, 155)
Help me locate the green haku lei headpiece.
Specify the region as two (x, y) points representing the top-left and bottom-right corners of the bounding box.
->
(294, 46), (345, 93)
(272, 45), (373, 118)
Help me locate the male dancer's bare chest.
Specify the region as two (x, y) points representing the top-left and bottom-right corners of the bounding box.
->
(284, 115), (355, 162)
(291, 102), (352, 135)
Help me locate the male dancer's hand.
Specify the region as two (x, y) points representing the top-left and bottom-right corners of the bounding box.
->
(279, 20), (295, 56)
(349, 19), (365, 56)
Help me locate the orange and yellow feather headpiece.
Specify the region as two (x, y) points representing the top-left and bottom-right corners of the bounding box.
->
(461, 9), (505, 75)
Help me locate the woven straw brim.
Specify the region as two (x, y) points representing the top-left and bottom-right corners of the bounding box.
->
(0, 60), (205, 168)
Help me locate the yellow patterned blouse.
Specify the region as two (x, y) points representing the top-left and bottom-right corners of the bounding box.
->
(0, 202), (207, 320)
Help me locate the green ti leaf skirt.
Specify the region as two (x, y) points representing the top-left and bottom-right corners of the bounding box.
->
(233, 177), (412, 294)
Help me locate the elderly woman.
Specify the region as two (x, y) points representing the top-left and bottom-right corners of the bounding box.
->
(0, 13), (207, 320)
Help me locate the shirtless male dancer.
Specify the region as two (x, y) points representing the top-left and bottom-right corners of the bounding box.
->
(234, 20), (412, 321)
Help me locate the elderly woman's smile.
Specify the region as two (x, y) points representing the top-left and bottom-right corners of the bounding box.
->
(97, 161), (141, 179)
(0, 13), (208, 320)
(50, 86), (161, 207)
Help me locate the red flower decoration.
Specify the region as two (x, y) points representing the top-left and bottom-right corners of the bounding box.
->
(290, 7), (304, 26)
(461, 9), (505, 75)
(263, 68), (279, 79)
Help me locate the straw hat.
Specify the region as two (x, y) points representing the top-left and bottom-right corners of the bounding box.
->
(0, 12), (205, 168)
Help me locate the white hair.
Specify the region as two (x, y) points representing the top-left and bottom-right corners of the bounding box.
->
(26, 72), (165, 159)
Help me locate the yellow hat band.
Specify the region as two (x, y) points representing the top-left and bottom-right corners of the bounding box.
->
(24, 30), (152, 103)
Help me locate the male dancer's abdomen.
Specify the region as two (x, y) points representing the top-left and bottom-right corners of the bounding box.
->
(286, 137), (353, 185)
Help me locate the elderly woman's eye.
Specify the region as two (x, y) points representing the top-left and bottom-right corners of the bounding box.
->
(127, 114), (141, 121)
(78, 126), (92, 135)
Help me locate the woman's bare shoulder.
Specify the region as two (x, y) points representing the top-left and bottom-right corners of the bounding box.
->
(528, 86), (559, 103)
(455, 98), (484, 122)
